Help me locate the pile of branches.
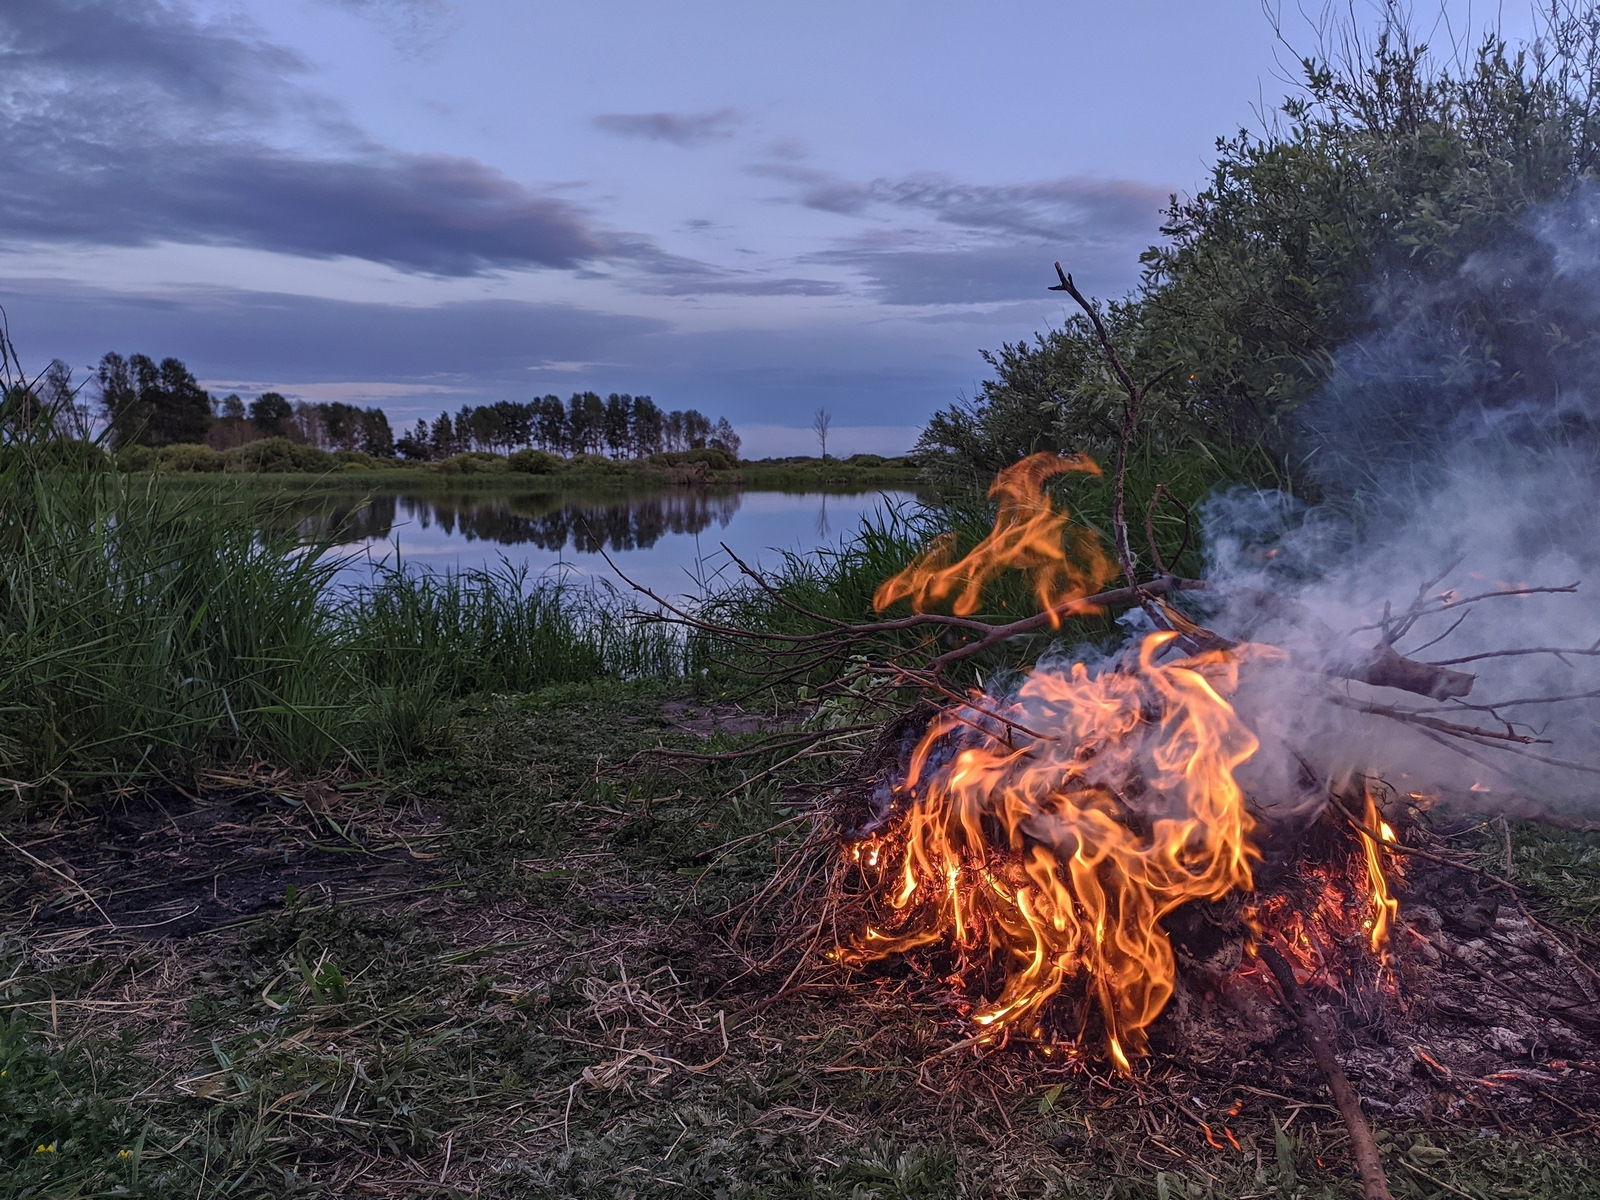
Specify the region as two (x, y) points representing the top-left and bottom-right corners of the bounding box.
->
(617, 263), (1597, 773)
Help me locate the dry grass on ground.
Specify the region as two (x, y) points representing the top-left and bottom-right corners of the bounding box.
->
(4, 681), (1600, 1198)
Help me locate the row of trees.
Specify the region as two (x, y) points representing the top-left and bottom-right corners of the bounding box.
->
(393, 394), (740, 461)
(88, 355), (739, 462)
(93, 353), (396, 457)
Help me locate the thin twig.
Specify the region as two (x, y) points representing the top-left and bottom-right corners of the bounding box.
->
(1256, 942), (1394, 1200)
(1426, 639), (1600, 667)
(1348, 583), (1580, 635)
(1050, 263), (1172, 634)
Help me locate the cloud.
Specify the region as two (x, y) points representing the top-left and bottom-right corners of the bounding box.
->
(750, 167), (1166, 304)
(766, 167), (1166, 241)
(592, 108), (743, 147)
(0, 281), (668, 382)
(0, 0), (303, 112)
(813, 242), (1138, 307)
(315, 0), (458, 54)
(8, 141), (611, 275)
(0, 1), (612, 276)
(0, 280), (976, 426)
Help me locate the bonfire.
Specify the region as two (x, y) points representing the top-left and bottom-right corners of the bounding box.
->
(618, 265), (1600, 1200)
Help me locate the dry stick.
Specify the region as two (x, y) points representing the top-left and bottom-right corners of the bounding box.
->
(625, 515), (1474, 707)
(720, 543), (857, 629)
(1256, 942), (1394, 1200)
(1427, 640), (1600, 667)
(1381, 555), (1466, 646)
(1321, 694), (1550, 744)
(1347, 583), (1581, 635)
(1050, 263), (1176, 636)
(924, 576), (1198, 670)
(1322, 694), (1600, 775)
(1413, 687), (1600, 715)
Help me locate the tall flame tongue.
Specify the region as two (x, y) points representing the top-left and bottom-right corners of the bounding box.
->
(852, 453), (1261, 1069)
(1359, 790), (1401, 957)
(873, 452), (1116, 623)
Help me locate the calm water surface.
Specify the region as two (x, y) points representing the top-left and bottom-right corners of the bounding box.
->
(307, 487), (920, 598)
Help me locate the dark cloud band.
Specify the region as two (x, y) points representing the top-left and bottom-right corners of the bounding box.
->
(0, 1), (605, 276)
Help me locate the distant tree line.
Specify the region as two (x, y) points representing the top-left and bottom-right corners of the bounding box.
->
(87, 354), (739, 463)
(393, 394), (740, 462)
(94, 353), (396, 457)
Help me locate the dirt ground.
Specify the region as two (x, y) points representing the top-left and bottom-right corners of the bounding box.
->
(5, 680), (1600, 1199)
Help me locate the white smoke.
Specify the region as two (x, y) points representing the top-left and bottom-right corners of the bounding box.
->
(1195, 188), (1600, 819)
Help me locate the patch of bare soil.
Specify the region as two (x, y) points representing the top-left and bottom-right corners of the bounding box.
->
(1, 766), (444, 945)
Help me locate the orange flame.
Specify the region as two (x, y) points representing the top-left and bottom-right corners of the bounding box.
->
(845, 632), (1261, 1067)
(873, 452), (1116, 625)
(1359, 791), (1401, 955)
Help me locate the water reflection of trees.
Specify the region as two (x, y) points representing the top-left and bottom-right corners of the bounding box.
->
(289, 488), (744, 553)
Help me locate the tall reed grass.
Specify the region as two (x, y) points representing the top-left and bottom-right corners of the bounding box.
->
(0, 375), (684, 804)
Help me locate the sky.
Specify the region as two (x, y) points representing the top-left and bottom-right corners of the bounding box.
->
(0, 0), (1537, 456)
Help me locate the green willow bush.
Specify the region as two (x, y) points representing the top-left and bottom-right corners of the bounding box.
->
(919, 7), (1600, 503)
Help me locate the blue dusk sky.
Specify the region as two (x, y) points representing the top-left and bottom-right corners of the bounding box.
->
(0, 1), (1533, 456)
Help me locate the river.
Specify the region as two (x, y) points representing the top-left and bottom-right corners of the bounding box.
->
(292, 484), (921, 598)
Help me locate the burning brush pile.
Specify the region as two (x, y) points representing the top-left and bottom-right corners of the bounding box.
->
(627, 269), (1600, 1195)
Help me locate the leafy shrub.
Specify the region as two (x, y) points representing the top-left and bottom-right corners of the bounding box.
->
(155, 443), (222, 473)
(333, 449), (395, 470)
(507, 448), (563, 474)
(221, 437), (334, 473)
(116, 444), (158, 472)
(916, 11), (1600, 498)
(649, 447), (736, 470)
(435, 451), (509, 475)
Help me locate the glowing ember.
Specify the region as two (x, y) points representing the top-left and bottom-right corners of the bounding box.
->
(872, 451), (1115, 625)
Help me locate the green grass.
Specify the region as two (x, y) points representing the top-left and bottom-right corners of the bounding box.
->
(0, 1011), (154, 1198)
(5, 681), (1598, 1199)
(0, 433), (685, 803)
(1457, 819), (1600, 931)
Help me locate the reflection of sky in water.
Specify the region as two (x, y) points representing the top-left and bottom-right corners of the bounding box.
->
(327, 489), (919, 599)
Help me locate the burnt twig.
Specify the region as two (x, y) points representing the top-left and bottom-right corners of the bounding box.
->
(1256, 942), (1394, 1200)
(1050, 263), (1177, 634)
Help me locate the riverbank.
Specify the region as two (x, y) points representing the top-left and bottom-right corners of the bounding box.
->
(121, 439), (923, 494)
(8, 441), (1600, 1197)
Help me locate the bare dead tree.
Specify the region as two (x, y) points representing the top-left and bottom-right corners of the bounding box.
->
(812, 407), (832, 461)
